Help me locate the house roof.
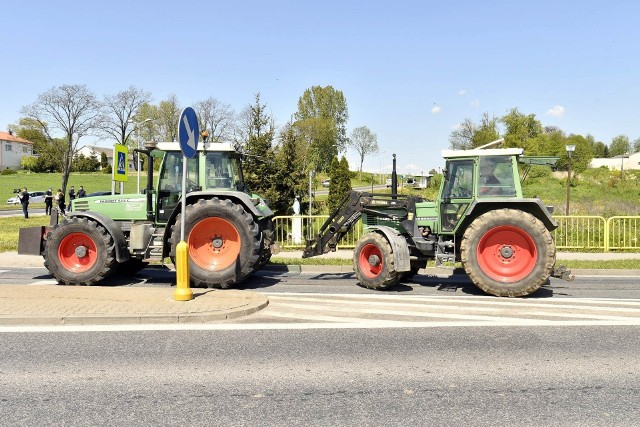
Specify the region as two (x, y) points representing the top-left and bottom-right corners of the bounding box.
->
(0, 131), (33, 145)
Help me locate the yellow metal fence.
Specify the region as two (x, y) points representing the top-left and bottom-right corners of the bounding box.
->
(273, 215), (640, 252)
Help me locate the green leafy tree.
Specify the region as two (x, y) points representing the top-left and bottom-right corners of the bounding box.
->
(241, 94), (276, 197)
(270, 123), (308, 215)
(327, 156), (352, 212)
(609, 135), (631, 157)
(100, 151), (109, 169)
(294, 85), (349, 172)
(156, 94), (181, 142)
(501, 108), (543, 150)
(21, 84), (100, 192)
(633, 137), (640, 154)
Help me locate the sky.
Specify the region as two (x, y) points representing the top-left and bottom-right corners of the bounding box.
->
(3, 0), (640, 175)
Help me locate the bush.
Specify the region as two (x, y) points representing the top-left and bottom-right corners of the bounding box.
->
(0, 168), (17, 175)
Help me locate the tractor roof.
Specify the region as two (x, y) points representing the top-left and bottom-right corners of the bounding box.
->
(154, 141), (237, 153)
(441, 147), (524, 158)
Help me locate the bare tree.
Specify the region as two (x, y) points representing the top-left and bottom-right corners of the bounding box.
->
(449, 118), (476, 150)
(98, 86), (152, 146)
(21, 84), (100, 193)
(194, 97), (236, 143)
(348, 126), (378, 178)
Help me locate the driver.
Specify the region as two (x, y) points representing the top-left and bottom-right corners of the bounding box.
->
(479, 162), (502, 195)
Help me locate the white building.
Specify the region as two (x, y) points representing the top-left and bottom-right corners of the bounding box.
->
(76, 145), (114, 169)
(590, 152), (640, 171)
(0, 131), (34, 170)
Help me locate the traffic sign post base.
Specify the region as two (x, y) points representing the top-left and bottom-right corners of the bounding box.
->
(173, 240), (193, 301)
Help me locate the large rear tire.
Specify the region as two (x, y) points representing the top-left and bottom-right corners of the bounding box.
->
(353, 232), (399, 290)
(170, 198), (261, 289)
(44, 217), (116, 285)
(460, 209), (555, 297)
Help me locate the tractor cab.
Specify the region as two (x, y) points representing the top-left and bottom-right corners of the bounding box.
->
(154, 142), (245, 223)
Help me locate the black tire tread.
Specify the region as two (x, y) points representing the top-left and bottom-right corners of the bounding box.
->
(460, 209), (555, 297)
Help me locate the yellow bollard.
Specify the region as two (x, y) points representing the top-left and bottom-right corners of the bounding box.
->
(173, 240), (193, 301)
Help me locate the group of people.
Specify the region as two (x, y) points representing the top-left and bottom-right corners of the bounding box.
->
(19, 185), (87, 219)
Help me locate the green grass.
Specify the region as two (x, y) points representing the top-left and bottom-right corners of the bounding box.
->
(0, 171), (146, 210)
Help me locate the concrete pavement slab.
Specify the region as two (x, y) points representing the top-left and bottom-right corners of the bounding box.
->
(0, 285), (268, 326)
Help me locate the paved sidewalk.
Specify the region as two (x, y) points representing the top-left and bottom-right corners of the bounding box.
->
(0, 286), (268, 326)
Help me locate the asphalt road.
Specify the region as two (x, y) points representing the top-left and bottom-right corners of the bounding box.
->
(2, 326), (639, 426)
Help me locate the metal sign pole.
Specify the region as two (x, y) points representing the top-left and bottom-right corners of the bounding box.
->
(181, 155), (187, 242)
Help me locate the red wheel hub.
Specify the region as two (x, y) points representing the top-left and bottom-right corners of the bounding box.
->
(358, 243), (383, 278)
(57, 232), (98, 273)
(188, 217), (241, 271)
(476, 225), (537, 282)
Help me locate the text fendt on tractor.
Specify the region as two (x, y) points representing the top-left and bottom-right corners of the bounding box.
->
(18, 141), (279, 288)
(303, 142), (574, 297)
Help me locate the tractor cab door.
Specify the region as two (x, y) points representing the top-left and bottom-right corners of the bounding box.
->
(156, 152), (199, 223)
(440, 159), (474, 232)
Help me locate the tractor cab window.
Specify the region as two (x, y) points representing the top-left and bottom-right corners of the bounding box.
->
(443, 160), (474, 199)
(441, 160), (473, 232)
(205, 152), (240, 190)
(156, 152), (199, 223)
(478, 156), (516, 197)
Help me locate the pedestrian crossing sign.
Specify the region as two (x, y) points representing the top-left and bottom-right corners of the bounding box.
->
(113, 143), (129, 182)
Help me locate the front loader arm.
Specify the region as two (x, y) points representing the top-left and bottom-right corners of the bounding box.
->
(303, 191), (368, 258)
(302, 191), (417, 258)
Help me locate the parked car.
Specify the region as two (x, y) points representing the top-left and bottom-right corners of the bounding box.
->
(7, 191), (46, 205)
(322, 179), (331, 188)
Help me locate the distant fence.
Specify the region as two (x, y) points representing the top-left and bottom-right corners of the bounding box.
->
(273, 215), (640, 252)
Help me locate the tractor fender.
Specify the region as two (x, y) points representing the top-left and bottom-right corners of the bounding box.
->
(369, 225), (411, 272)
(457, 198), (558, 235)
(68, 212), (130, 263)
(186, 191), (274, 219)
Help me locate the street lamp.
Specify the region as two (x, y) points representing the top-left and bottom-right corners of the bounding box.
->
(565, 144), (576, 215)
(128, 118), (154, 193)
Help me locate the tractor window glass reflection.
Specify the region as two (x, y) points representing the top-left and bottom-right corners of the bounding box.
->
(478, 156), (516, 197)
(444, 160), (474, 199)
(205, 152), (238, 189)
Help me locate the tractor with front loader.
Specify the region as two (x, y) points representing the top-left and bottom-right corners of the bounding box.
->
(303, 145), (573, 297)
(18, 141), (278, 288)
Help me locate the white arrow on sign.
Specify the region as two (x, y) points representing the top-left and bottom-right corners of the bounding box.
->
(182, 115), (196, 149)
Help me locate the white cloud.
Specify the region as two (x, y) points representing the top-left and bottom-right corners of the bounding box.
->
(470, 99), (480, 108)
(431, 105), (442, 114)
(458, 89), (468, 96)
(546, 105), (566, 118)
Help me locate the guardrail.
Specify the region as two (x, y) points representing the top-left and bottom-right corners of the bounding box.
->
(273, 215), (640, 252)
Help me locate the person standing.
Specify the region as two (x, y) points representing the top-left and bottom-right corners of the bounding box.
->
(68, 186), (75, 212)
(55, 189), (66, 217)
(77, 185), (87, 198)
(18, 187), (29, 219)
(44, 188), (53, 215)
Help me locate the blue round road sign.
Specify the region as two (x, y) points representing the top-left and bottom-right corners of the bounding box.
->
(178, 107), (199, 158)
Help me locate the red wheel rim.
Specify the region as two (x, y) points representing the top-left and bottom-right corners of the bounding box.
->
(476, 225), (537, 283)
(358, 243), (383, 278)
(57, 232), (98, 273)
(188, 217), (241, 270)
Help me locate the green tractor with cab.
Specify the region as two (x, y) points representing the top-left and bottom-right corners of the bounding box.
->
(303, 143), (572, 297)
(18, 141), (278, 287)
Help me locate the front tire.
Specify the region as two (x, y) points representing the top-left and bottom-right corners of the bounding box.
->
(353, 232), (399, 290)
(44, 217), (116, 285)
(170, 198), (261, 288)
(460, 209), (555, 297)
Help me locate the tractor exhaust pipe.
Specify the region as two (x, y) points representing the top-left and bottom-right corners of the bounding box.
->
(391, 153), (398, 198)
